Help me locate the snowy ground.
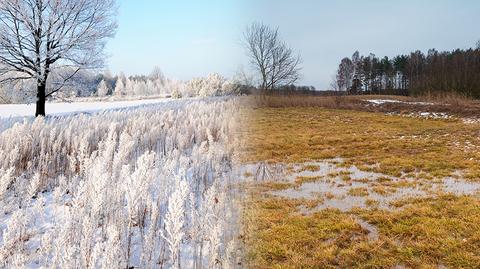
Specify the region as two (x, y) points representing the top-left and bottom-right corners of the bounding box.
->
(365, 98), (480, 124)
(0, 98), (172, 119)
(364, 99), (434, 106)
(0, 97), (242, 268)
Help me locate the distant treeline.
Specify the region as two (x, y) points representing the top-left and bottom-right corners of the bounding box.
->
(251, 85), (346, 96)
(334, 44), (480, 98)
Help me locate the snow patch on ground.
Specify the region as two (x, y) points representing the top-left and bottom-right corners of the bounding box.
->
(366, 99), (480, 124)
(385, 110), (480, 125)
(365, 99), (434, 106)
(463, 118), (480, 124)
(407, 111), (451, 119)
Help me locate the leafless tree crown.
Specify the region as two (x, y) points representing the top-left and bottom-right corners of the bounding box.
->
(0, 0), (117, 97)
(243, 22), (301, 90)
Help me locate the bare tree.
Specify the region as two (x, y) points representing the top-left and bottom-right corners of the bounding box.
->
(0, 0), (117, 116)
(243, 22), (301, 91)
(330, 74), (340, 92)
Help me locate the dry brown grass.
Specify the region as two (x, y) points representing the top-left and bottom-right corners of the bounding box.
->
(416, 91), (479, 106)
(241, 102), (480, 268)
(249, 93), (480, 118)
(245, 193), (480, 269)
(416, 91), (480, 115)
(250, 94), (366, 109)
(239, 106), (480, 179)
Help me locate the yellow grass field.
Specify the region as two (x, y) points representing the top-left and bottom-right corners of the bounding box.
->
(241, 103), (480, 268)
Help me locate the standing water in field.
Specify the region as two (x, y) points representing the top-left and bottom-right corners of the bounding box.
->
(240, 159), (480, 211)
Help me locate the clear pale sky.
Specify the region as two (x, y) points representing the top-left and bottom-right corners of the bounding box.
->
(106, 0), (480, 90)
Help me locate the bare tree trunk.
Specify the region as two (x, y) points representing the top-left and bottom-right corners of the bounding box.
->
(35, 82), (46, 117)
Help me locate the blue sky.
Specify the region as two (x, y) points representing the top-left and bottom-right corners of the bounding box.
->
(106, 0), (480, 90)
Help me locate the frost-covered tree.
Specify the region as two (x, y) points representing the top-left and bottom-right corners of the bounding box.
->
(97, 79), (109, 97)
(149, 66), (165, 84)
(133, 80), (147, 96)
(113, 78), (125, 96)
(0, 0), (117, 116)
(124, 78), (135, 96)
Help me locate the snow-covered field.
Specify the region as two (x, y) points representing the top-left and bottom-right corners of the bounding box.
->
(0, 98), (173, 119)
(0, 97), (243, 268)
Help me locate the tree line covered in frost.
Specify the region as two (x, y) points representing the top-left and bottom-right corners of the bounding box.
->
(334, 42), (480, 97)
(0, 98), (243, 268)
(0, 67), (251, 104)
(105, 68), (250, 99)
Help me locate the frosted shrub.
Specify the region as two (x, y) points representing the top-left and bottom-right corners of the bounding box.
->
(27, 172), (41, 198)
(0, 167), (14, 198)
(162, 177), (189, 269)
(171, 88), (183, 99)
(0, 209), (30, 267)
(124, 151), (156, 226)
(0, 98), (243, 268)
(185, 73), (226, 97)
(221, 78), (248, 96)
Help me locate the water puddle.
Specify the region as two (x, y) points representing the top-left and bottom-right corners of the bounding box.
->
(235, 162), (285, 182)
(239, 159), (480, 256)
(441, 177), (480, 195)
(239, 159), (480, 212)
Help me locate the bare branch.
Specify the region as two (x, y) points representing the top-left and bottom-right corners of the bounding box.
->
(45, 66), (80, 97)
(0, 0), (117, 111)
(243, 22), (302, 90)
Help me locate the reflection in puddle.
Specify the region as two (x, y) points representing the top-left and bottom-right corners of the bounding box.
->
(275, 179), (426, 211)
(269, 159), (428, 211)
(237, 159), (480, 265)
(239, 159), (480, 212)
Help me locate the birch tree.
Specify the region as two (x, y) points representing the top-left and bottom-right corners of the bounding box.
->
(0, 0), (117, 116)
